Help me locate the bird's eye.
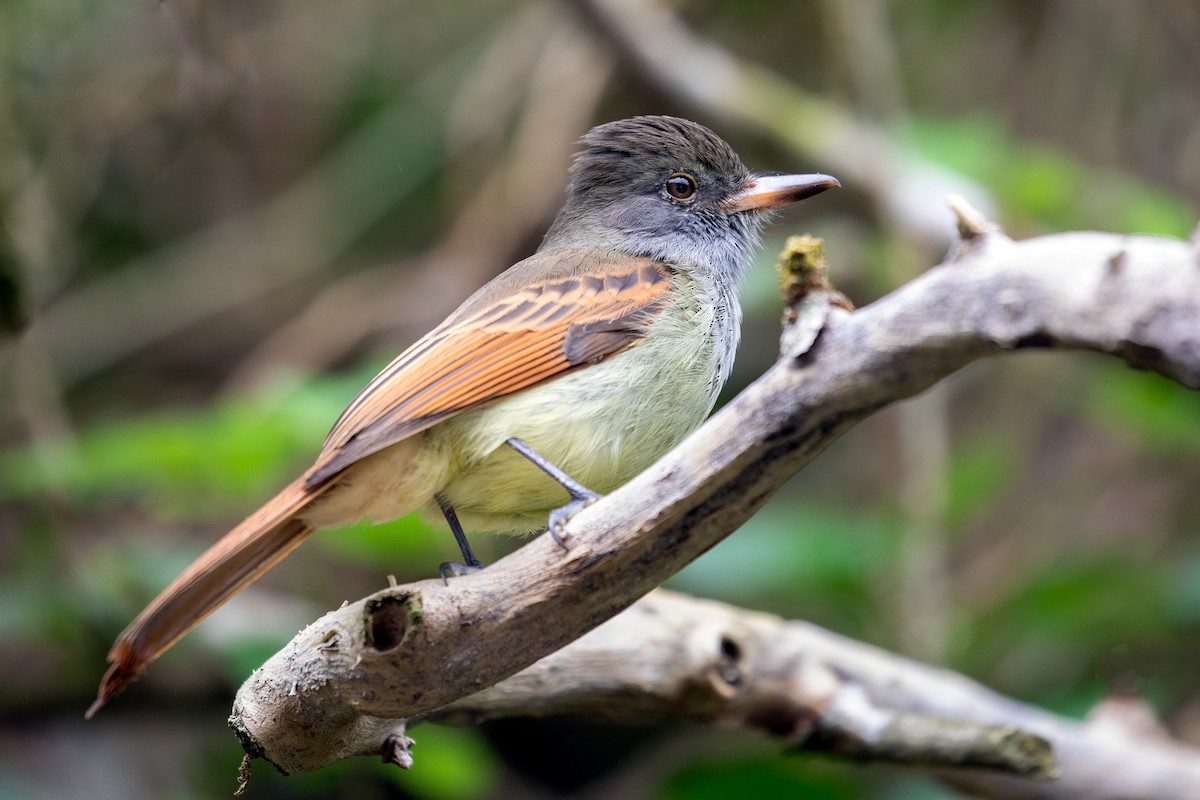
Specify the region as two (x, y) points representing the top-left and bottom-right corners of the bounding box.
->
(664, 173), (698, 202)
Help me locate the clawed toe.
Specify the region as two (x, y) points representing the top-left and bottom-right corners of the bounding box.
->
(439, 559), (484, 584)
(548, 492), (601, 549)
(501, 438), (603, 553)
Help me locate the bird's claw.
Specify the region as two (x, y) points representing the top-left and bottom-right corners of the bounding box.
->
(439, 559), (484, 585)
(548, 491), (601, 550)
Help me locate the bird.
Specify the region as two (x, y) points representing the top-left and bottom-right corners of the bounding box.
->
(87, 115), (837, 717)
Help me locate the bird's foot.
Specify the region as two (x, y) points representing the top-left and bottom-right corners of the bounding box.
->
(439, 558), (484, 585)
(548, 489), (601, 549)
(503, 437), (604, 550)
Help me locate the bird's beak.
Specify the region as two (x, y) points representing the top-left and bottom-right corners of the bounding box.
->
(725, 173), (840, 213)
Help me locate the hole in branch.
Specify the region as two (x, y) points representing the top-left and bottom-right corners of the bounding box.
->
(717, 635), (743, 686)
(366, 593), (421, 652)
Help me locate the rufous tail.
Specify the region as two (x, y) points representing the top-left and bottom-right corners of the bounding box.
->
(86, 475), (331, 718)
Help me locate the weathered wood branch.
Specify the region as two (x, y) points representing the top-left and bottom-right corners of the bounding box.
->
(428, 589), (1200, 800)
(427, 590), (1055, 785)
(231, 212), (1200, 794)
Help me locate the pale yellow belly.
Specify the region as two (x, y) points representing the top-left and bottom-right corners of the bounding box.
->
(430, 323), (724, 532)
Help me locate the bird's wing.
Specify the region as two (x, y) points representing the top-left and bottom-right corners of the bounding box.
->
(305, 251), (673, 487)
(87, 250), (672, 715)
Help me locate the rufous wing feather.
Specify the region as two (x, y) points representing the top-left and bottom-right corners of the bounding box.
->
(86, 475), (332, 717)
(308, 253), (672, 485)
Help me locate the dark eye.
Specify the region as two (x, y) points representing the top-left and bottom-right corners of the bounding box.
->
(664, 173), (698, 202)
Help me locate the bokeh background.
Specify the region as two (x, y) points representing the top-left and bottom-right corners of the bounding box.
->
(2, 1), (1199, 798)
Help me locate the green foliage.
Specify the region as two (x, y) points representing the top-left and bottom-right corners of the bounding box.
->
(660, 756), (860, 800)
(0, 371), (374, 517)
(314, 513), (446, 568)
(1080, 365), (1200, 456)
(1003, 559), (1172, 644)
(910, 115), (1197, 237)
(671, 502), (902, 631)
(387, 726), (501, 800)
(658, 752), (955, 800)
(955, 550), (1193, 714)
(943, 434), (1018, 530)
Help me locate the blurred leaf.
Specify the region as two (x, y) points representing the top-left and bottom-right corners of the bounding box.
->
(1008, 147), (1080, 225)
(0, 369), (381, 517)
(658, 753), (952, 800)
(660, 755), (858, 800)
(673, 504), (898, 592)
(670, 503), (900, 632)
(962, 554), (1180, 699)
(0, 516), (79, 640)
(910, 115), (1197, 236)
(315, 513), (445, 570)
(1006, 558), (1171, 645)
(944, 435), (1017, 530)
(387, 725), (500, 800)
(1079, 365), (1200, 456)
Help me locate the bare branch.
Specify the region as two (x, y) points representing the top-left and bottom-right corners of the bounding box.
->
(231, 222), (1200, 791)
(430, 590), (1060, 787)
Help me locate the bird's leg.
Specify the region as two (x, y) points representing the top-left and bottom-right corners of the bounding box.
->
(505, 437), (601, 548)
(437, 493), (484, 582)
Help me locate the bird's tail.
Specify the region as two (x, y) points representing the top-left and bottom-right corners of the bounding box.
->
(87, 475), (330, 718)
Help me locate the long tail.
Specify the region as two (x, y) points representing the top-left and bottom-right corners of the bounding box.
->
(87, 475), (331, 718)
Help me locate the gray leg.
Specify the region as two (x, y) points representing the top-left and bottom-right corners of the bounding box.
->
(505, 437), (601, 548)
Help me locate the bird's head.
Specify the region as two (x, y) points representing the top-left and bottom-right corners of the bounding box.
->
(543, 115), (838, 282)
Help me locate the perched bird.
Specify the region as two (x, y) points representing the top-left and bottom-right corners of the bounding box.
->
(88, 115), (837, 717)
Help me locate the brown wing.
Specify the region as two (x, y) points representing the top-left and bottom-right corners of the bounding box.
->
(305, 250), (672, 488)
(87, 249), (671, 716)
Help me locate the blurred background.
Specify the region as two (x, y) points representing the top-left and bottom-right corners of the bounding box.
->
(2, 0), (1199, 798)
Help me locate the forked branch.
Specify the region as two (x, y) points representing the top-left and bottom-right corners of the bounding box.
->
(231, 205), (1200, 798)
